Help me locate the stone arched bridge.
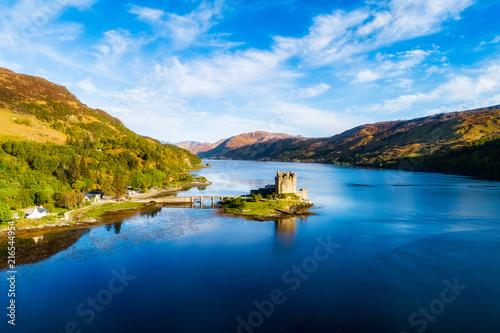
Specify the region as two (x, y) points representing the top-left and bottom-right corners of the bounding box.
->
(133, 196), (225, 207)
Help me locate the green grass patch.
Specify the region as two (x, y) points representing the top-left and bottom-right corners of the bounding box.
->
(81, 202), (145, 219)
(50, 207), (70, 215)
(223, 198), (301, 216)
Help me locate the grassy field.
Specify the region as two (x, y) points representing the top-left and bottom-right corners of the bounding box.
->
(0, 108), (66, 144)
(223, 198), (302, 216)
(80, 202), (145, 219)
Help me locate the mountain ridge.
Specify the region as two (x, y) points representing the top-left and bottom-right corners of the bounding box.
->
(189, 131), (302, 157)
(196, 105), (500, 179)
(175, 139), (225, 154)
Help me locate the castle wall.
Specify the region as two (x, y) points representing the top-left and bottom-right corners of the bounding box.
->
(250, 184), (275, 197)
(297, 188), (308, 200)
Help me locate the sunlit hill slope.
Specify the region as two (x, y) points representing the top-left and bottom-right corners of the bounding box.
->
(0, 68), (201, 211)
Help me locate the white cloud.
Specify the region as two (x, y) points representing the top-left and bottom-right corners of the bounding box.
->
(274, 9), (370, 66)
(490, 35), (500, 44)
(368, 56), (500, 113)
(130, 0), (225, 49)
(58, 0), (96, 10)
(0, 0), (94, 51)
(353, 49), (431, 83)
(426, 65), (447, 76)
(395, 78), (414, 89)
(147, 48), (297, 99)
(0, 0), (96, 76)
(76, 77), (98, 92)
(91, 29), (147, 72)
(355, 70), (381, 83)
(473, 40), (486, 51)
(369, 93), (425, 113)
(274, 0), (473, 67)
(128, 5), (164, 22)
(298, 83), (331, 98)
(124, 0), (466, 106)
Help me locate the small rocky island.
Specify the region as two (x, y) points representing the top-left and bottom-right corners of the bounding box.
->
(221, 171), (313, 220)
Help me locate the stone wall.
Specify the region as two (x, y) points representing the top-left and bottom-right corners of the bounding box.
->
(297, 188), (308, 200)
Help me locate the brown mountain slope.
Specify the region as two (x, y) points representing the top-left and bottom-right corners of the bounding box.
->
(0, 67), (122, 127)
(198, 131), (302, 157)
(175, 140), (224, 154)
(199, 105), (500, 168)
(0, 67), (127, 144)
(222, 131), (300, 148)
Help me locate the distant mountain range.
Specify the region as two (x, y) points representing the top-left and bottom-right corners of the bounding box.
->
(175, 140), (224, 154)
(176, 131), (301, 155)
(183, 106), (500, 179)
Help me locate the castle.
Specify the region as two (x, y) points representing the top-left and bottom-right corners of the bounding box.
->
(251, 171), (308, 200)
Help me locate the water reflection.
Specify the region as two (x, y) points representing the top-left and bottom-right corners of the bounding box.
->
(274, 217), (297, 247)
(139, 206), (162, 218)
(0, 228), (90, 269)
(104, 222), (123, 234)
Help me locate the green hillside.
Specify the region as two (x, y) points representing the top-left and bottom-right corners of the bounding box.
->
(0, 68), (201, 215)
(399, 137), (500, 179)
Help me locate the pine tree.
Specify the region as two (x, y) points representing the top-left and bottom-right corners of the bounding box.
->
(68, 155), (81, 183)
(112, 173), (126, 199)
(79, 157), (89, 179)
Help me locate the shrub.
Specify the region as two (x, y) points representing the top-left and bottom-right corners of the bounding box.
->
(277, 193), (301, 200)
(251, 193), (263, 202)
(13, 118), (32, 126)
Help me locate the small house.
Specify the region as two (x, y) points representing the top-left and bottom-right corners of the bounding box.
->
(23, 205), (49, 219)
(83, 191), (102, 205)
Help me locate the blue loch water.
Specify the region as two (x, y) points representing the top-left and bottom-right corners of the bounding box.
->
(1, 160), (500, 332)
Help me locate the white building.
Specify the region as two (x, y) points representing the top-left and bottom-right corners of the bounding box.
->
(23, 205), (49, 219)
(83, 192), (102, 205)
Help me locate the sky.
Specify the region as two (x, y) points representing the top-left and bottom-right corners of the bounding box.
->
(0, 0), (499, 143)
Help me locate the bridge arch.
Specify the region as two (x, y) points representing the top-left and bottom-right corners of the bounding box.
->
(191, 196), (223, 208)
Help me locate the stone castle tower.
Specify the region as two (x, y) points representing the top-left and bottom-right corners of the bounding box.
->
(275, 172), (308, 200)
(275, 171), (297, 194)
(251, 171), (308, 200)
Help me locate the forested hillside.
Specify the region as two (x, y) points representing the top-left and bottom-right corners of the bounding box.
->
(0, 68), (201, 217)
(398, 137), (500, 179)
